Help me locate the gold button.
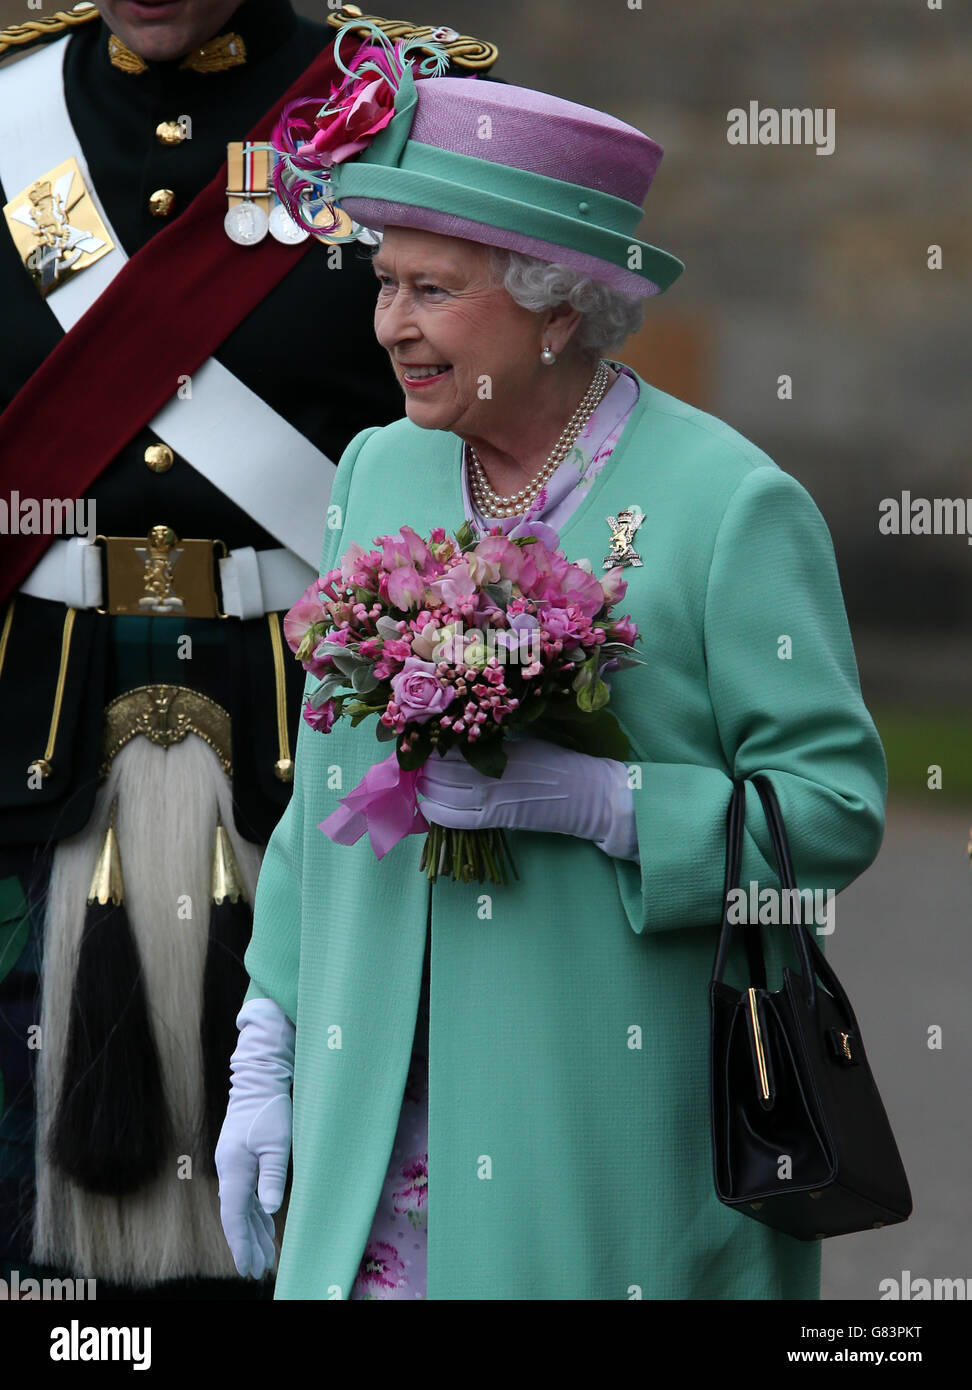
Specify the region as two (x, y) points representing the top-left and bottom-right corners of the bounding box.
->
(144, 444), (174, 473)
(274, 758), (294, 783)
(149, 188), (176, 217)
(156, 120), (186, 147)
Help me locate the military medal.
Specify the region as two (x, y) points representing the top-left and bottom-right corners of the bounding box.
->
(604, 506), (645, 569)
(224, 141), (270, 245)
(312, 204), (356, 242)
(224, 199), (268, 245)
(3, 156), (114, 298)
(267, 152), (310, 244)
(268, 200), (309, 245)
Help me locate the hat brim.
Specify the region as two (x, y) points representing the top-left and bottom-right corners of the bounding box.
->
(341, 196), (682, 299)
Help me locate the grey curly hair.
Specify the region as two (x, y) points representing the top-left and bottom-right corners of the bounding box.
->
(486, 246), (644, 356)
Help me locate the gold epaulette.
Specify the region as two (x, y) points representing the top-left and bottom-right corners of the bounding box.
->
(326, 3), (498, 72)
(0, 2), (99, 58)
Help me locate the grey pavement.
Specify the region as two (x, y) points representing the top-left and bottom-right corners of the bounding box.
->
(821, 795), (971, 1300)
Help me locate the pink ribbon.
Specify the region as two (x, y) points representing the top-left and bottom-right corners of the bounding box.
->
(318, 751), (429, 859)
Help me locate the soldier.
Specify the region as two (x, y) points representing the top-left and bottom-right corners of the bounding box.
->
(0, 1), (497, 1296)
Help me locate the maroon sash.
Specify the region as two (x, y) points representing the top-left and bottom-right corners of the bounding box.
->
(0, 39), (353, 605)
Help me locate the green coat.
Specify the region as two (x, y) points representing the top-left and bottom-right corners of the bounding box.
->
(244, 371), (887, 1300)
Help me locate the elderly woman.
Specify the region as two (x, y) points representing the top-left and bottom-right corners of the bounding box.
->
(215, 32), (886, 1300)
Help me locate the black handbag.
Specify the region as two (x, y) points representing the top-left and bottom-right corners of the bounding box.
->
(709, 774), (913, 1239)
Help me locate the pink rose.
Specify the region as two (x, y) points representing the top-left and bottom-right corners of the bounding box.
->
(302, 74), (396, 166)
(611, 614), (639, 647)
(303, 697), (337, 733)
(538, 605), (588, 647)
(373, 636), (412, 681)
(390, 657), (456, 724)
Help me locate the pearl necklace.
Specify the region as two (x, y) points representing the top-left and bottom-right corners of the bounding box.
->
(467, 359), (611, 518)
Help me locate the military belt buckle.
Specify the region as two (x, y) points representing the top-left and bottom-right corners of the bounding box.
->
(94, 528), (227, 618)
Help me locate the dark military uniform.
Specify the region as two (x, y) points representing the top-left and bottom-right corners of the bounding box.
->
(0, 0), (496, 1296)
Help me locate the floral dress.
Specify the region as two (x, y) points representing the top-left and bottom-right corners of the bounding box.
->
(349, 936), (430, 1300)
(348, 362), (640, 1300)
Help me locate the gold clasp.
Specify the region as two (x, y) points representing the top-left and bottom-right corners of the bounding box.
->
(94, 528), (226, 618)
(747, 986), (771, 1103)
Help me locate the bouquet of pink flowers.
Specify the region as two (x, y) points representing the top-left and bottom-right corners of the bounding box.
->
(284, 519), (644, 883)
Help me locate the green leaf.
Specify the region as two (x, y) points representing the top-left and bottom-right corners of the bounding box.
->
(530, 700), (631, 760)
(308, 675), (348, 706)
(397, 729), (433, 771)
(455, 519), (477, 552)
(485, 579), (513, 607)
(351, 665), (379, 694)
(589, 675), (611, 711)
(375, 720), (398, 742)
(518, 692), (548, 724)
(599, 641), (648, 666)
(571, 656), (595, 693)
(461, 737), (507, 779)
(344, 700), (384, 727)
(326, 649), (360, 678)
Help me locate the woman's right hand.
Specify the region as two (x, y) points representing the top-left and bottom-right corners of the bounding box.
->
(215, 997), (295, 1278)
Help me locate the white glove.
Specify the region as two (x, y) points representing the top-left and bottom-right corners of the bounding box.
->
(215, 996), (295, 1278)
(416, 738), (640, 862)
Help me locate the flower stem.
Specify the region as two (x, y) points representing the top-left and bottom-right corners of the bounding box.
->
(421, 825), (519, 886)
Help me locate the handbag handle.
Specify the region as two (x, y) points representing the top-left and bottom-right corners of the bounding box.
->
(714, 774), (766, 990)
(712, 776), (817, 1010)
(754, 776), (861, 1025)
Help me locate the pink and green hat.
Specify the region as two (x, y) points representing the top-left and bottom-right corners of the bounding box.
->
(274, 23), (684, 299)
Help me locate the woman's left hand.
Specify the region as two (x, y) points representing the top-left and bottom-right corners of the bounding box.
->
(415, 738), (639, 861)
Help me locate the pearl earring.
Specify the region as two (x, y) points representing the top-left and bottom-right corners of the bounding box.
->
(540, 345), (556, 365)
